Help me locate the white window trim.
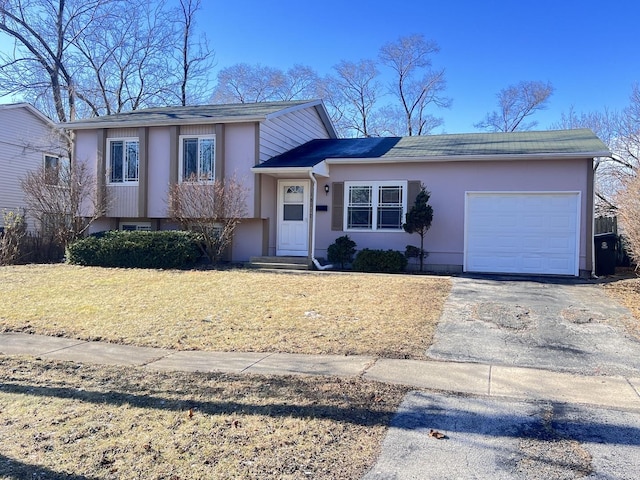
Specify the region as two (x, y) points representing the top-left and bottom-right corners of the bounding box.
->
(178, 134), (216, 183)
(107, 137), (139, 185)
(343, 180), (408, 232)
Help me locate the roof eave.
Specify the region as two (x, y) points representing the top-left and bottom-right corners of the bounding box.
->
(324, 151), (612, 164)
(61, 114), (272, 130)
(250, 161), (329, 177)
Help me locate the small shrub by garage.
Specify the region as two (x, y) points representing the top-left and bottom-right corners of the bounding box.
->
(352, 248), (408, 273)
(66, 230), (203, 269)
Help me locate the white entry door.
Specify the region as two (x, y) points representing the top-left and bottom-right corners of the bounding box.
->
(277, 180), (310, 256)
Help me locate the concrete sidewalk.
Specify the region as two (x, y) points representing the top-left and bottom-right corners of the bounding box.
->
(1, 332), (640, 410)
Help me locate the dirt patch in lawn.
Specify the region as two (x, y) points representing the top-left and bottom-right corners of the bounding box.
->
(0, 265), (451, 359)
(603, 276), (640, 339)
(0, 356), (408, 479)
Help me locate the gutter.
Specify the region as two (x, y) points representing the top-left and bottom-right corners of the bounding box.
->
(308, 171), (333, 271)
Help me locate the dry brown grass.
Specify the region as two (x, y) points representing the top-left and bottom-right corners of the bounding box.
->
(0, 356), (408, 479)
(603, 275), (640, 339)
(0, 264), (451, 359)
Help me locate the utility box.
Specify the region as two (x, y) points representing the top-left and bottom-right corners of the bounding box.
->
(594, 233), (617, 276)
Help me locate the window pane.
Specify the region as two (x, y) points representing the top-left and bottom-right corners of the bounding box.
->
(44, 155), (59, 184)
(284, 185), (304, 203)
(183, 138), (198, 181)
(199, 138), (214, 181)
(349, 186), (371, 205)
(348, 207), (372, 229)
(126, 141), (139, 181)
(110, 141), (123, 182)
(379, 186), (401, 205)
(378, 207), (403, 229)
(283, 204), (304, 221)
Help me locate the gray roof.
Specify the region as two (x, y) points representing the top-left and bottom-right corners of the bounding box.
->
(255, 129), (610, 169)
(63, 100), (322, 129)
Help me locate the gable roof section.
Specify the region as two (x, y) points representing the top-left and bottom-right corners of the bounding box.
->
(0, 102), (57, 127)
(62, 100), (336, 134)
(254, 129), (611, 171)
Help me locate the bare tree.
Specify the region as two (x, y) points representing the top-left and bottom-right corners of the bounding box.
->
(211, 63), (287, 103)
(173, 0), (215, 106)
(168, 177), (248, 263)
(379, 34), (450, 136)
(476, 80), (554, 132)
(328, 59), (381, 137)
(0, 210), (27, 265)
(617, 173), (640, 268)
(211, 63), (321, 104)
(551, 106), (623, 214)
(21, 159), (107, 249)
(0, 0), (212, 121)
(611, 85), (640, 238)
(0, 0), (111, 122)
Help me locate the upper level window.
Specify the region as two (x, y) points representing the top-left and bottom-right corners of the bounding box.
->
(108, 138), (139, 184)
(180, 135), (215, 182)
(345, 181), (407, 231)
(44, 155), (60, 185)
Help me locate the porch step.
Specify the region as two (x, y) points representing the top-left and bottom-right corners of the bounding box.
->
(247, 256), (310, 271)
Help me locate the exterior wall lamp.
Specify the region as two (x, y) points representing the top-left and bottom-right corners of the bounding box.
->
(324, 184), (330, 195)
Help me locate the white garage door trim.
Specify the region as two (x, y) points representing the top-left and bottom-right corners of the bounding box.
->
(464, 191), (581, 276)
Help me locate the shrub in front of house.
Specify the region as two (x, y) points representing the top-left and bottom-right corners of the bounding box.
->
(66, 230), (203, 269)
(327, 235), (357, 269)
(352, 248), (408, 273)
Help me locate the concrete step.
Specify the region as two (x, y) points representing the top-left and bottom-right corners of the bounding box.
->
(247, 256), (310, 270)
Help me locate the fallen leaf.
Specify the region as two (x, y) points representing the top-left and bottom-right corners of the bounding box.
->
(429, 429), (447, 439)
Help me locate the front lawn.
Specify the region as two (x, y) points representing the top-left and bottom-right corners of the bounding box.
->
(0, 356), (408, 479)
(0, 265), (451, 359)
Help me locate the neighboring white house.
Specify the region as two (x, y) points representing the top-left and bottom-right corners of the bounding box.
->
(65, 100), (611, 277)
(0, 103), (68, 230)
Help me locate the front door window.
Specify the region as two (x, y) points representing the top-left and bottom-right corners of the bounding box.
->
(283, 185), (304, 221)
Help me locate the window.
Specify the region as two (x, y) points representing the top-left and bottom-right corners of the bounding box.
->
(120, 222), (151, 231)
(108, 138), (139, 183)
(44, 155), (60, 185)
(345, 181), (407, 231)
(180, 135), (215, 182)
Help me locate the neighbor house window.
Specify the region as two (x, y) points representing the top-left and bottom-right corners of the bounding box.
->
(44, 155), (60, 185)
(108, 138), (139, 183)
(345, 181), (407, 231)
(180, 135), (215, 182)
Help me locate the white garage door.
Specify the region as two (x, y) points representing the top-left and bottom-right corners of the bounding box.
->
(464, 192), (580, 276)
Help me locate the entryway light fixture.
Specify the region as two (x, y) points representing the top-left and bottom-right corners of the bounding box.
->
(324, 184), (330, 195)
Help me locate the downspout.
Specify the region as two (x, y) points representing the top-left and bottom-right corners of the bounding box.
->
(308, 170), (333, 270)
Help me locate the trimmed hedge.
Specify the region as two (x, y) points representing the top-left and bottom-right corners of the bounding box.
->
(352, 248), (408, 273)
(66, 230), (203, 269)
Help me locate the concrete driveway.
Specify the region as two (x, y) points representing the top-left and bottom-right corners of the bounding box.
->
(427, 276), (640, 376)
(365, 275), (640, 479)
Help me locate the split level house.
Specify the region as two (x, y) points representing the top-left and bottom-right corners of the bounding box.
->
(0, 103), (68, 231)
(64, 99), (611, 277)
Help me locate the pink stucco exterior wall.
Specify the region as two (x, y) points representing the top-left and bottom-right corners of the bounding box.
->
(312, 158), (591, 272)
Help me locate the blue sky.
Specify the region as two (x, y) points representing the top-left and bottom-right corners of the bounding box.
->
(1, 0), (637, 134)
(203, 0), (639, 133)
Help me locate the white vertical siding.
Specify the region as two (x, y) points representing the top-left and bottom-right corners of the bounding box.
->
(180, 125), (215, 135)
(107, 128), (138, 138)
(0, 106), (65, 227)
(106, 185), (139, 217)
(259, 106), (331, 162)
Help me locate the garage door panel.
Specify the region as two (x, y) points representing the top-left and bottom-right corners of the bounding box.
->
(465, 193), (580, 276)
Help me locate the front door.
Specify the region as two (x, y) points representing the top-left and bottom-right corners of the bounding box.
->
(277, 180), (310, 256)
